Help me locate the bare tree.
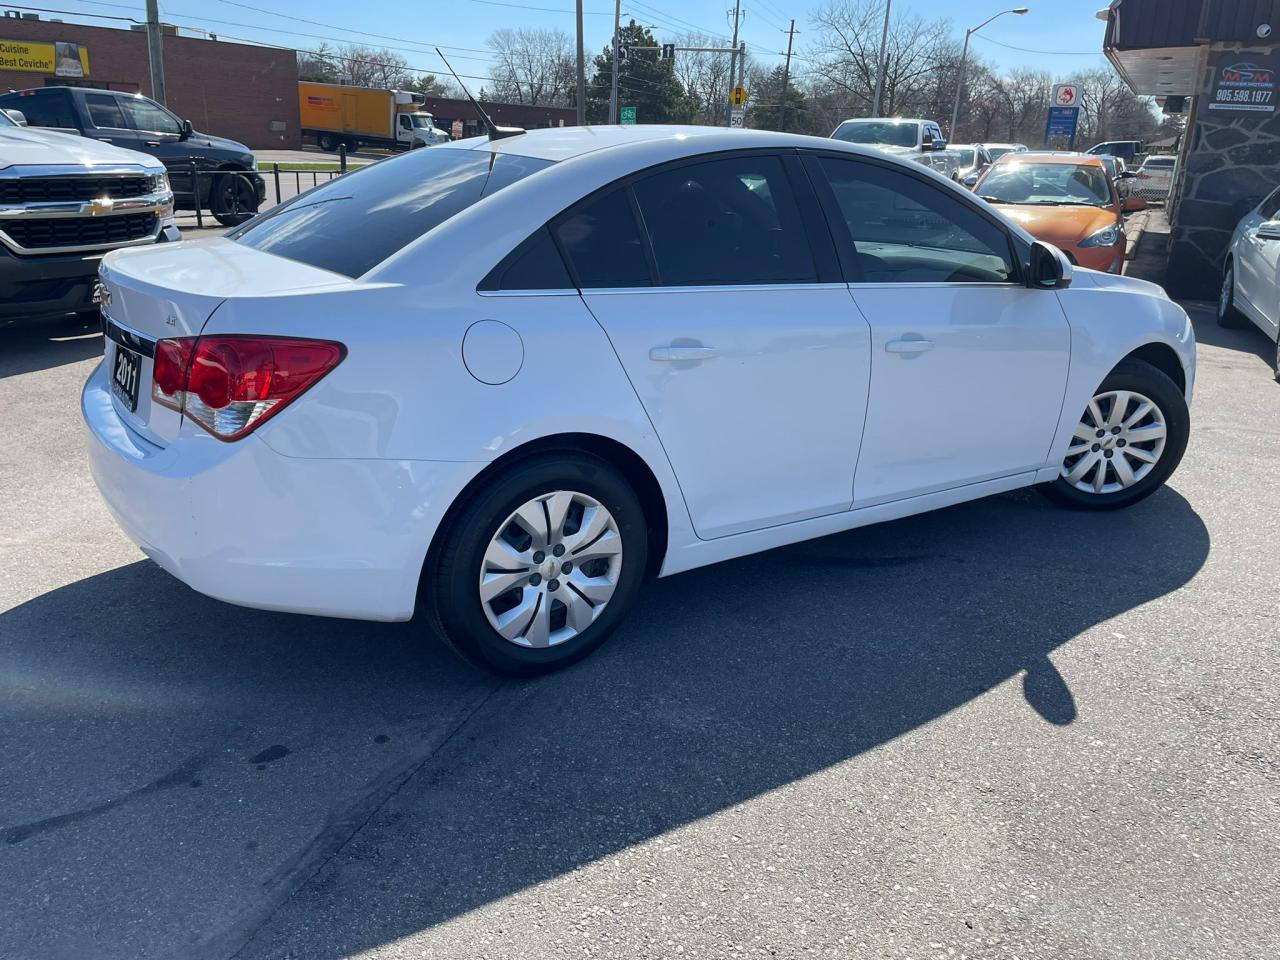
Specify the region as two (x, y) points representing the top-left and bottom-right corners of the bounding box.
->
(488, 28), (575, 106)
(670, 32), (736, 125)
(324, 44), (415, 88)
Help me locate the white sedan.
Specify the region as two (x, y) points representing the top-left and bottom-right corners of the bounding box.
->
(1218, 186), (1280, 379)
(84, 126), (1195, 674)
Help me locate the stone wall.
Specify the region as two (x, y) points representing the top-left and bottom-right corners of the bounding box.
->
(1166, 49), (1280, 299)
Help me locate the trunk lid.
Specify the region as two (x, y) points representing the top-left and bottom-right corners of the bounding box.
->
(98, 237), (352, 443)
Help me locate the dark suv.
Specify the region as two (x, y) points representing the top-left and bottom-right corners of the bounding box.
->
(0, 86), (265, 227)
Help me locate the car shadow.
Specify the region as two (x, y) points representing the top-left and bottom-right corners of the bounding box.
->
(0, 312), (103, 379)
(208, 485), (1206, 958)
(1186, 300), (1278, 366)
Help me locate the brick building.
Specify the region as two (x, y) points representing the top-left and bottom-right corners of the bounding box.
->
(0, 15), (300, 148)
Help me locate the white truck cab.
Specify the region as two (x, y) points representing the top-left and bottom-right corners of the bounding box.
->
(830, 117), (962, 180)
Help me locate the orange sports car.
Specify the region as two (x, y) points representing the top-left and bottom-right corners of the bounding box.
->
(972, 152), (1137, 273)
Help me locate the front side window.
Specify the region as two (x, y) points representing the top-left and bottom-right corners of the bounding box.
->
(118, 96), (181, 136)
(632, 155), (816, 285)
(979, 161), (1114, 208)
(232, 148), (553, 277)
(84, 93), (127, 129)
(818, 156), (1015, 284)
(958, 149), (976, 168)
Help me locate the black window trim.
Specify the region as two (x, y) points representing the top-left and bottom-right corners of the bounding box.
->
(479, 147), (845, 294)
(799, 148), (1026, 286)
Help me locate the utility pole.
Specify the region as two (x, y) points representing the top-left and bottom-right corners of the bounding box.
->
(576, 0), (586, 126)
(145, 0), (166, 105)
(950, 8), (1029, 139)
(609, 0), (621, 123)
(726, 0), (742, 126)
(779, 19), (796, 132)
(870, 0), (890, 117)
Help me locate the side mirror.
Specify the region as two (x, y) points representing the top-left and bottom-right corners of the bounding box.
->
(3, 108), (27, 126)
(180, 119), (193, 140)
(1026, 240), (1072, 289)
(931, 139), (949, 151)
(1122, 195), (1147, 213)
(962, 173), (980, 188)
(1256, 219), (1280, 241)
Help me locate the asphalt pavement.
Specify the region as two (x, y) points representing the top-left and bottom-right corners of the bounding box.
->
(0, 302), (1277, 959)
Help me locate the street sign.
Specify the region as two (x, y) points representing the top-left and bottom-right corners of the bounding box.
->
(618, 44), (630, 61)
(730, 86), (747, 107)
(730, 107), (745, 127)
(660, 43), (675, 60)
(1052, 83), (1082, 108)
(620, 105), (637, 125)
(1045, 105), (1080, 140)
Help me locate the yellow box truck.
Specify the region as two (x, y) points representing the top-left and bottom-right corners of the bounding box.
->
(298, 82), (450, 152)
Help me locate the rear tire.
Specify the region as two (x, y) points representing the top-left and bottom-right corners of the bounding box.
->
(424, 454), (648, 676)
(1041, 358), (1189, 511)
(211, 171), (259, 228)
(1218, 260), (1250, 329)
(318, 132), (338, 152)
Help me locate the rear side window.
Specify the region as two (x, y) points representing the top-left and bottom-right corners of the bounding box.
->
(552, 187), (651, 288)
(0, 92), (77, 129)
(481, 226), (572, 291)
(231, 148), (553, 278)
(84, 94), (127, 129)
(631, 155), (816, 285)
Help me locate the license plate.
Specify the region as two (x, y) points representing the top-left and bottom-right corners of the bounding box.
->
(111, 343), (141, 412)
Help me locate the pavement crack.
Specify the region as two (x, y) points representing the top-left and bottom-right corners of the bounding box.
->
(1, 752), (209, 845)
(219, 677), (507, 960)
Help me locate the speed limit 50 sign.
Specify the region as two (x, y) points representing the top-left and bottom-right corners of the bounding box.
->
(1052, 83), (1082, 107)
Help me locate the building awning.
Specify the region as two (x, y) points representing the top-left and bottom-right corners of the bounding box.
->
(1102, 0), (1280, 96)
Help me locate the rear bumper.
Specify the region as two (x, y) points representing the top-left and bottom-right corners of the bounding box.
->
(82, 361), (474, 621)
(0, 224), (181, 320)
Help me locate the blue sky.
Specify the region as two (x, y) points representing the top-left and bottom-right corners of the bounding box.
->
(42, 0), (1113, 83)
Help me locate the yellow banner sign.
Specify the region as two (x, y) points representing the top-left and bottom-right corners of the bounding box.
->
(0, 38), (90, 77)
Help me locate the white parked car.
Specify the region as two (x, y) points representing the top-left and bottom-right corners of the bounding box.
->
(84, 126), (1195, 674)
(984, 142), (1028, 162)
(1133, 155), (1176, 201)
(1218, 185), (1280, 379)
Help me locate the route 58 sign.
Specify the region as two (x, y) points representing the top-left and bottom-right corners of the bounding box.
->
(1052, 83), (1081, 107)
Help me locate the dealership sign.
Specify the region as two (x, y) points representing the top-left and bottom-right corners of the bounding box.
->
(1209, 56), (1278, 113)
(0, 38), (89, 76)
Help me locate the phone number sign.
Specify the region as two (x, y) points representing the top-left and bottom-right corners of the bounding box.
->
(1209, 56), (1278, 113)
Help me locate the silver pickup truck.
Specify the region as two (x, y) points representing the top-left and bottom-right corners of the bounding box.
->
(830, 118), (963, 181)
(0, 108), (179, 324)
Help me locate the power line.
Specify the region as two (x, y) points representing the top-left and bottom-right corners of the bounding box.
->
(627, 0), (731, 40)
(973, 34), (1101, 56)
(214, 0), (494, 55)
(470, 0), (612, 14)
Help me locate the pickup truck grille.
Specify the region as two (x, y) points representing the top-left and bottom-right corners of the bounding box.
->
(0, 175), (153, 204)
(1, 212), (157, 251)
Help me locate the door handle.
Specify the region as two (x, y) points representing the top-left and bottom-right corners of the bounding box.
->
(886, 338), (934, 354)
(96, 137), (113, 143)
(144, 140), (162, 147)
(649, 345), (719, 362)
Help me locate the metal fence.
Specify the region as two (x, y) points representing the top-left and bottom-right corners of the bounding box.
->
(181, 145), (353, 228)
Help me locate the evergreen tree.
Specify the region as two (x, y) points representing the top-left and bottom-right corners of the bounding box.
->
(586, 21), (693, 124)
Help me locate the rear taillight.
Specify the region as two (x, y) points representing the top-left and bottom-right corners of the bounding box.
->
(150, 335), (345, 441)
(1136, 172), (1151, 179)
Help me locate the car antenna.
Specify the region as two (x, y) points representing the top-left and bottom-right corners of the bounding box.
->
(435, 48), (525, 141)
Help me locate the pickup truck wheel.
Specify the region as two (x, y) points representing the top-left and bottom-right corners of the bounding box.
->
(211, 172), (259, 228)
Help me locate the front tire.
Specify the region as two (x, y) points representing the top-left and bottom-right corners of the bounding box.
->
(1218, 260), (1250, 329)
(1042, 358), (1189, 511)
(425, 454), (648, 675)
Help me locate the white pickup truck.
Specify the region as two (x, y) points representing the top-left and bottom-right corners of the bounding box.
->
(0, 108), (179, 324)
(830, 118), (963, 181)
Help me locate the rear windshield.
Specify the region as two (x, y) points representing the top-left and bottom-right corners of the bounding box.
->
(230, 147), (554, 277)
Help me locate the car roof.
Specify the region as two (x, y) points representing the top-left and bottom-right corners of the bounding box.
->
(449, 124), (879, 163)
(994, 151), (1107, 167)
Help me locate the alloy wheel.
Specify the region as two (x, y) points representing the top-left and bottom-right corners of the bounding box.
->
(479, 490), (623, 648)
(1061, 389), (1167, 494)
